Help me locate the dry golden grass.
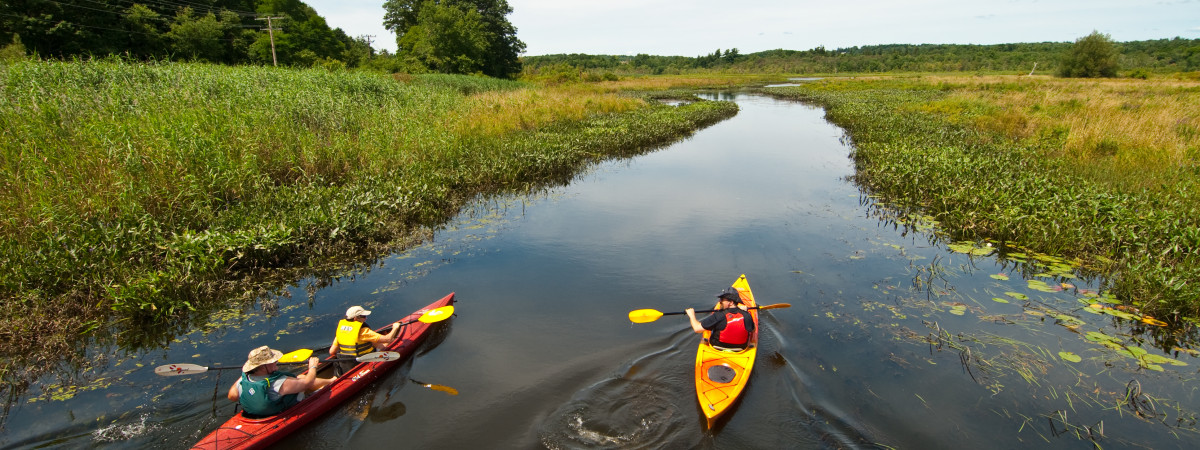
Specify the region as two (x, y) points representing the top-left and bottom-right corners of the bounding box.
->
(448, 86), (646, 137)
(592, 74), (768, 91)
(449, 74), (777, 137)
(920, 75), (1200, 188)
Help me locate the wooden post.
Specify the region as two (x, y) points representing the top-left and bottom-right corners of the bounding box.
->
(257, 16), (284, 67)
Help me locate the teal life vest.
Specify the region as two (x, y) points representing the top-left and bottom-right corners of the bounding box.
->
(238, 371), (299, 417)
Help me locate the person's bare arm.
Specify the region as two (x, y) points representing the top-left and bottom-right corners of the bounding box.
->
(227, 379), (240, 402)
(685, 308), (705, 334)
(277, 358), (320, 395)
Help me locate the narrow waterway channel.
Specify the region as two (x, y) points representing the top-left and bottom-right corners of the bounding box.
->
(3, 93), (1196, 449)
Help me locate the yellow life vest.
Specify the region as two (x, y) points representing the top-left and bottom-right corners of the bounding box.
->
(335, 319), (375, 357)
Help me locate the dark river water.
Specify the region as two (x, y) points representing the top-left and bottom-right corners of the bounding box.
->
(3, 93), (1198, 449)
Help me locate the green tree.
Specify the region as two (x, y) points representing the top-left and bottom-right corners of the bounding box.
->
(123, 4), (166, 58)
(166, 8), (243, 63)
(396, 2), (489, 74)
(383, 0), (524, 78)
(1059, 31), (1119, 78)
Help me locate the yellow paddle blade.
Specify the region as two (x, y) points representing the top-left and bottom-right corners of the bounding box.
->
(418, 305), (455, 323)
(628, 309), (665, 323)
(426, 383), (458, 395)
(411, 379), (457, 395)
(279, 348), (313, 363)
(759, 303), (791, 310)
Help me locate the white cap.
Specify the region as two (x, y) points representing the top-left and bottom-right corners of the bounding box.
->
(345, 305), (371, 319)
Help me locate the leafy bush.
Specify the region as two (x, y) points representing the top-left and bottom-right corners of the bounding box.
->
(1059, 31), (1119, 78)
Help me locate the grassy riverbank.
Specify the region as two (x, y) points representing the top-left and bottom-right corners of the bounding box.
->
(0, 60), (739, 398)
(763, 75), (1200, 332)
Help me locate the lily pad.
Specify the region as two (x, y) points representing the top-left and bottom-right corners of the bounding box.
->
(990, 273), (1010, 281)
(1005, 292), (1029, 300)
(1027, 280), (1059, 292)
(1058, 351), (1082, 363)
(947, 241), (992, 256)
(1085, 331), (1121, 345)
(992, 297), (1009, 304)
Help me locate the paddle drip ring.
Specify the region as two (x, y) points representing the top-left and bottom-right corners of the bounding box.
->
(707, 364), (736, 384)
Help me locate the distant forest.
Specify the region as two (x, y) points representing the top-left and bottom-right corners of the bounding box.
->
(521, 39), (1200, 76)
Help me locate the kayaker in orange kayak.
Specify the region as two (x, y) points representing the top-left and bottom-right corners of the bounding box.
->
(329, 305), (405, 373)
(227, 346), (336, 418)
(686, 287), (755, 350)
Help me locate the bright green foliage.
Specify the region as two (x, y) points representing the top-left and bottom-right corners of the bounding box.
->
(166, 8), (241, 62)
(384, 0), (524, 78)
(398, 2), (490, 75)
(1058, 31), (1119, 78)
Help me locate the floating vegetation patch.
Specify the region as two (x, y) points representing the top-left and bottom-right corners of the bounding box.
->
(947, 241), (995, 256)
(808, 222), (1200, 444)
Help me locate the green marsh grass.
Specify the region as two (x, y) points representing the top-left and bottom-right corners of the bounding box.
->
(762, 75), (1200, 333)
(0, 59), (738, 400)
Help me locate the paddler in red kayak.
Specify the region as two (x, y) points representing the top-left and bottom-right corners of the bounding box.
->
(329, 305), (405, 374)
(686, 287), (755, 351)
(227, 346), (336, 417)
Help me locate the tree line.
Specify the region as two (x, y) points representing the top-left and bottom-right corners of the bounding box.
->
(0, 0), (375, 68)
(521, 37), (1200, 77)
(0, 0), (525, 78)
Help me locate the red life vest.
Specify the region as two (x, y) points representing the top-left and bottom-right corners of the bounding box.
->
(719, 311), (749, 345)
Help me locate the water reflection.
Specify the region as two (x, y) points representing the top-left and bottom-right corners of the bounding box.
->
(764, 77), (824, 88)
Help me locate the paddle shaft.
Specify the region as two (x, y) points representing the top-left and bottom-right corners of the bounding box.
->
(664, 304), (778, 317)
(194, 357), (353, 371)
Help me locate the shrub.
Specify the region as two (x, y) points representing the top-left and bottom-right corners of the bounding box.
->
(1058, 31), (1119, 78)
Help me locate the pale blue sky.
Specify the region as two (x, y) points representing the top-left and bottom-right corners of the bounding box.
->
(306, 0), (1199, 56)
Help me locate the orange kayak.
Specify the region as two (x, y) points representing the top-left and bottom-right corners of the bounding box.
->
(694, 274), (758, 428)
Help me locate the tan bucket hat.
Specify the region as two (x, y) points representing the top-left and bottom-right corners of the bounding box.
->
(242, 345), (283, 372)
(345, 305), (371, 319)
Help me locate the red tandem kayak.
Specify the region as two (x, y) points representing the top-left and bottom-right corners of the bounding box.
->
(191, 292), (456, 450)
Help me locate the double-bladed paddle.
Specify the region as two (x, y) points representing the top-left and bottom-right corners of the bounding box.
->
(154, 351), (402, 376)
(627, 303), (791, 323)
(154, 305), (455, 376)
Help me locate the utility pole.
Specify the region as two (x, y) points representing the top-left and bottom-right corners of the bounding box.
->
(257, 16), (284, 67)
(361, 34), (376, 59)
